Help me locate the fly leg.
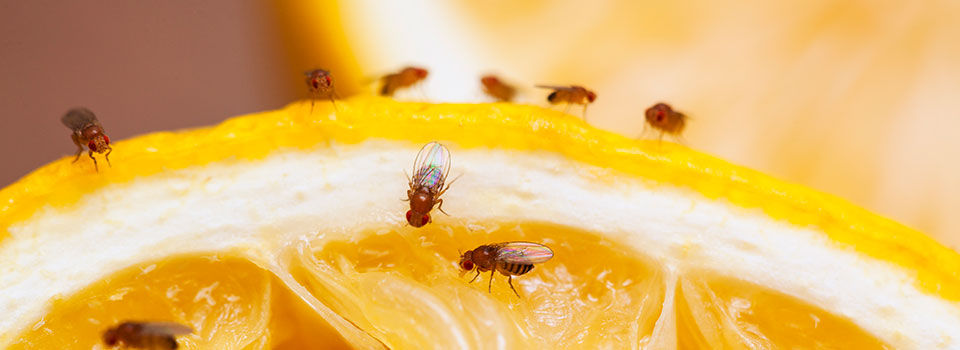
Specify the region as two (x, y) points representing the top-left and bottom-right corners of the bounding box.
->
(468, 270), (480, 283)
(330, 97), (340, 112)
(330, 90), (341, 112)
(88, 150), (99, 172)
(582, 104), (589, 122)
(436, 199), (449, 216)
(488, 269), (495, 293)
(71, 134), (83, 163)
(507, 275), (520, 298)
(105, 146), (112, 167)
(436, 173), (463, 197)
(674, 133), (688, 146)
(72, 147), (83, 163)
(416, 84), (428, 100)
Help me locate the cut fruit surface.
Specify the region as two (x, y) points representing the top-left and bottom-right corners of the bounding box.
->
(1, 97), (958, 349)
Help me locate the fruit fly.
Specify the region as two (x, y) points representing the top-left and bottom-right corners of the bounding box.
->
(102, 321), (193, 349)
(481, 75), (516, 102)
(405, 141), (452, 228)
(61, 107), (112, 171)
(459, 242), (554, 297)
(644, 102), (687, 142)
(536, 85), (597, 120)
(380, 66), (429, 96)
(304, 69), (338, 113)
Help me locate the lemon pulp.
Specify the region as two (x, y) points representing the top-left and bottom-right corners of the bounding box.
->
(13, 223), (887, 349)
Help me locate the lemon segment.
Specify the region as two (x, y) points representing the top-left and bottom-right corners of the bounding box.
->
(10, 256), (273, 349)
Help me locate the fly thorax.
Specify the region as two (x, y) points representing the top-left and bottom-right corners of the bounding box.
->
(81, 125), (101, 140)
(473, 247), (497, 269)
(410, 191), (434, 212)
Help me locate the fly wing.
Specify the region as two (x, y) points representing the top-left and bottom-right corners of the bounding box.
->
(411, 141), (451, 192)
(138, 322), (194, 336)
(496, 242), (554, 264)
(534, 84), (575, 91)
(304, 69), (330, 77)
(61, 108), (98, 130)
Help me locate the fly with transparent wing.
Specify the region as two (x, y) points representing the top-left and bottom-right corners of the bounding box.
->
(61, 107), (112, 171)
(458, 241), (555, 297)
(405, 141), (453, 227)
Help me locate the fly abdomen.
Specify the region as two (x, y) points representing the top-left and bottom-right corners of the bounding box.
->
(547, 91), (559, 103)
(146, 335), (179, 350)
(503, 263), (534, 276)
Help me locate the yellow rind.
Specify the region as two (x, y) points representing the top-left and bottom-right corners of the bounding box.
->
(1, 96), (958, 302)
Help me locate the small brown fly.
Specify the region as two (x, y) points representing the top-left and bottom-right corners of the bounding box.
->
(459, 242), (554, 297)
(61, 107), (112, 171)
(380, 66), (429, 97)
(102, 321), (193, 350)
(404, 141), (452, 227)
(536, 85), (597, 120)
(304, 69), (338, 113)
(644, 102), (687, 142)
(481, 75), (516, 102)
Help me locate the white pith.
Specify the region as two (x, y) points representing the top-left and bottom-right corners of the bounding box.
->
(1, 140), (958, 348)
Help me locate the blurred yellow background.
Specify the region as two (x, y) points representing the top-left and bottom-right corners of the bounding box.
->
(0, 1), (956, 248)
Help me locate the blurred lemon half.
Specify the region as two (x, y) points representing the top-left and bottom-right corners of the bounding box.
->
(2, 97), (959, 349)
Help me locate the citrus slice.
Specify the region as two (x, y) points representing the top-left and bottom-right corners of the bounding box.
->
(2, 97), (959, 349)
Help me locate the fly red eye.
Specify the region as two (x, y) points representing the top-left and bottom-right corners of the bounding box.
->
(325, 76), (332, 84)
(88, 141), (97, 151)
(103, 135), (110, 145)
(405, 210), (413, 222)
(461, 261), (473, 270)
(422, 214), (430, 223)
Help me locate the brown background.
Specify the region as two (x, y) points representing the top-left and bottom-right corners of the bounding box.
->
(0, 1), (296, 185)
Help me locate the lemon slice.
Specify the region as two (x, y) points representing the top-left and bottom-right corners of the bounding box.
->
(2, 97), (958, 349)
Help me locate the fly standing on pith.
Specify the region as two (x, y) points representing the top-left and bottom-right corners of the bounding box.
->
(404, 141), (453, 227)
